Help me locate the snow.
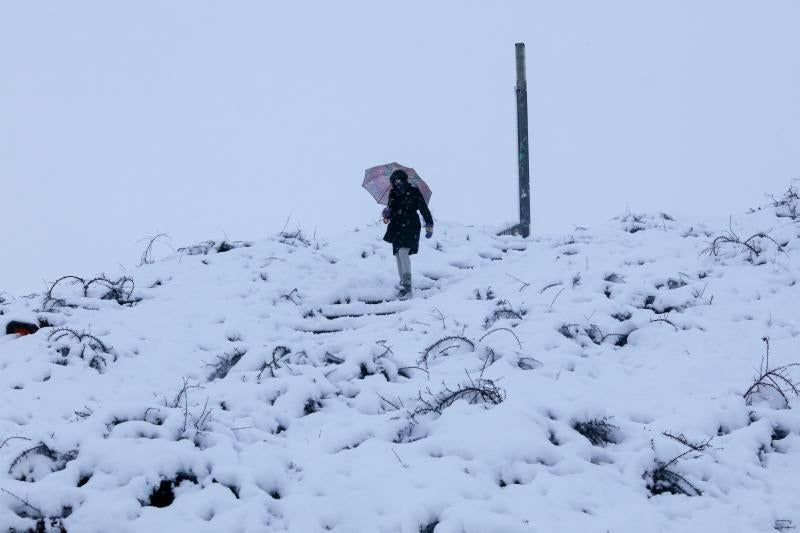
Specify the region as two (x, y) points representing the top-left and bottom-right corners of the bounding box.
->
(2, 195), (800, 532)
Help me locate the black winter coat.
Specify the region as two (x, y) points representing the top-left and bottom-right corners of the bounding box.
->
(383, 184), (434, 255)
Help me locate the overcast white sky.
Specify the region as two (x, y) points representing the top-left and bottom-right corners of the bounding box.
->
(1, 1), (798, 295)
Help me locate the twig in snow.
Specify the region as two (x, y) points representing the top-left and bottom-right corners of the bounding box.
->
(430, 307), (446, 330)
(397, 366), (431, 378)
(279, 289), (301, 305)
(138, 233), (172, 266)
(506, 274), (531, 292)
(649, 317), (679, 331)
(0, 436), (32, 449)
(539, 281), (563, 294)
(392, 449), (409, 468)
(143, 407), (161, 424)
(378, 394), (400, 411)
(479, 328), (522, 349)
(192, 398), (214, 435)
(1, 488), (43, 518)
(479, 347), (499, 377)
(547, 288), (565, 313)
(691, 283), (709, 300)
(375, 340), (394, 359)
(169, 377), (202, 409)
(662, 431), (714, 452)
(517, 356), (542, 370)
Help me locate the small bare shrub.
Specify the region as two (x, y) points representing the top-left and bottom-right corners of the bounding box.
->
(42, 275), (137, 310)
(484, 299), (526, 328)
(701, 221), (785, 263)
(207, 347), (247, 381)
(167, 378), (213, 443)
(572, 418), (619, 446)
(419, 336), (475, 368)
(47, 328), (115, 372)
(279, 230), (311, 247)
(604, 273), (625, 283)
(8, 443), (78, 482)
(743, 337), (799, 407)
(177, 240), (251, 256)
(558, 323), (630, 347)
(146, 472), (198, 508)
(645, 432), (712, 497)
(645, 449), (703, 497)
(516, 357), (542, 370)
(303, 398), (322, 416)
(769, 185), (800, 220)
(473, 286), (496, 300)
(257, 346), (292, 381)
(410, 377), (505, 419)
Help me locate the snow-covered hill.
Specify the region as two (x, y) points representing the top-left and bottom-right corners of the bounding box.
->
(2, 194), (800, 533)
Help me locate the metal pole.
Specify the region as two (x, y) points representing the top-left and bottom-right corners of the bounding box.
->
(515, 43), (531, 238)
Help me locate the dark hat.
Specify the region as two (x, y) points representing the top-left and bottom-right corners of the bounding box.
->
(390, 169), (409, 183)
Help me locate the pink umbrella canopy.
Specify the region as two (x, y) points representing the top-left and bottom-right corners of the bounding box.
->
(363, 162), (432, 206)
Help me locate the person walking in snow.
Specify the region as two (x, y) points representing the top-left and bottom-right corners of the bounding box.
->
(381, 169), (434, 299)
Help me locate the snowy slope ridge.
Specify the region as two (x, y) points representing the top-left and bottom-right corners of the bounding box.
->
(2, 198), (800, 532)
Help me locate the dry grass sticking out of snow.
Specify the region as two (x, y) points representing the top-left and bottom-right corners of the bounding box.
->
(1, 194), (800, 532)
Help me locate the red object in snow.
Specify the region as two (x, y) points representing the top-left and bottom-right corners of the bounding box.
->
(5, 321), (39, 336)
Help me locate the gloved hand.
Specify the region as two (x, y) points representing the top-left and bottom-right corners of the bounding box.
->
(425, 225), (433, 239)
(382, 207), (392, 224)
